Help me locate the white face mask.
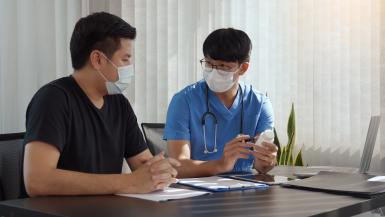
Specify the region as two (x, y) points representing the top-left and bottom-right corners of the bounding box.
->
(98, 54), (134, 95)
(203, 67), (237, 93)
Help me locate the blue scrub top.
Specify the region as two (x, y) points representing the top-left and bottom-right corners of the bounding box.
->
(164, 80), (274, 172)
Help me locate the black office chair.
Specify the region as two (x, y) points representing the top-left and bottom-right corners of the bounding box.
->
(0, 132), (25, 200)
(141, 123), (168, 156)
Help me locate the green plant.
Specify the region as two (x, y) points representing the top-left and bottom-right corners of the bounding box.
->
(275, 103), (304, 166)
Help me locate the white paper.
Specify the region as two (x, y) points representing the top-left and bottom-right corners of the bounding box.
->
(116, 187), (210, 202)
(368, 176), (385, 182)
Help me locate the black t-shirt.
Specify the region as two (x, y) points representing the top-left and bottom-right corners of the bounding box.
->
(20, 76), (147, 197)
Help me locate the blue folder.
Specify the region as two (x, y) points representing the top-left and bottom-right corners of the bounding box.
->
(177, 176), (269, 192)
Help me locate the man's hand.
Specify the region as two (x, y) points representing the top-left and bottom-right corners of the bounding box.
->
(251, 141), (278, 174)
(121, 152), (180, 193)
(217, 135), (254, 173)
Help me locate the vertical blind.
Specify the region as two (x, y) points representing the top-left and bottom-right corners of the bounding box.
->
(1, 0), (384, 171)
(122, 0), (385, 171)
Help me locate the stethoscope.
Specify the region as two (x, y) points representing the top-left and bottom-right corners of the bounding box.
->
(202, 83), (244, 154)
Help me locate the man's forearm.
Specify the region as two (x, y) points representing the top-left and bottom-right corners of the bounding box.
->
(25, 169), (134, 197)
(175, 159), (224, 178)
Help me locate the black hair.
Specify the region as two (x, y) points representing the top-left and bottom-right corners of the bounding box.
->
(70, 12), (136, 70)
(203, 28), (252, 63)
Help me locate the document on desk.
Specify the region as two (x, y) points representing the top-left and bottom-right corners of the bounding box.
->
(116, 187), (210, 202)
(178, 176), (269, 192)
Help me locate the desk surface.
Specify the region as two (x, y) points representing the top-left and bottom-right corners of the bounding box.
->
(1, 166), (385, 217)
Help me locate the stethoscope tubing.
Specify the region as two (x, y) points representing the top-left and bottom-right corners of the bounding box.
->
(201, 83), (244, 154)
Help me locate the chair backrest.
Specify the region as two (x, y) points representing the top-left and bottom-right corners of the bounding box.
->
(141, 123), (167, 156)
(0, 132), (25, 200)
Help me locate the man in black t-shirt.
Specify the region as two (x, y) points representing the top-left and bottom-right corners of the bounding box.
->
(22, 12), (179, 197)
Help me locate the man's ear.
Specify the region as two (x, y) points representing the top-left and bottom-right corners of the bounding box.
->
(89, 50), (106, 70)
(238, 62), (249, 76)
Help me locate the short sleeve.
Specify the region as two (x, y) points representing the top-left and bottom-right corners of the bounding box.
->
(124, 101), (148, 158)
(24, 85), (69, 152)
(163, 93), (191, 141)
(255, 95), (275, 134)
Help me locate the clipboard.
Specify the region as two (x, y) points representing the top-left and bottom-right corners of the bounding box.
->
(229, 174), (294, 185)
(178, 176), (269, 192)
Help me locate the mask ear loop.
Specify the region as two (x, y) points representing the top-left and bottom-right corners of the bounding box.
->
(96, 69), (109, 82)
(97, 52), (119, 82)
(232, 62), (248, 83)
(99, 52), (118, 69)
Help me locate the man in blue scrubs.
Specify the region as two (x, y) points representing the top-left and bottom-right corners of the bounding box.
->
(164, 28), (278, 178)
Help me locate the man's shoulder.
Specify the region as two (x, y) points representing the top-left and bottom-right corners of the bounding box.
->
(37, 75), (72, 92)
(30, 77), (74, 106)
(45, 76), (75, 93)
(173, 80), (205, 100)
(241, 83), (270, 106)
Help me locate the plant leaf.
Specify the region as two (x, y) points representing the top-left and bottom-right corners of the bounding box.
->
(279, 146), (287, 165)
(287, 103), (296, 151)
(285, 145), (294, 165)
(287, 103), (296, 137)
(274, 128), (281, 163)
(285, 103), (296, 165)
(294, 148), (304, 166)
